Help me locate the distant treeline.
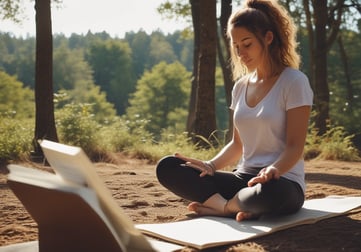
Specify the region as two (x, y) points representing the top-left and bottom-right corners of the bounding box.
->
(0, 29), (360, 143)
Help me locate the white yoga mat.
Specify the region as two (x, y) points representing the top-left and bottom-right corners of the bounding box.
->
(136, 195), (361, 250)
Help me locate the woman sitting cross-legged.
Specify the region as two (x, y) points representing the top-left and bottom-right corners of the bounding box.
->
(156, 0), (313, 221)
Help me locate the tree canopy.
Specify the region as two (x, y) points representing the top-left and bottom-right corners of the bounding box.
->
(126, 61), (191, 135)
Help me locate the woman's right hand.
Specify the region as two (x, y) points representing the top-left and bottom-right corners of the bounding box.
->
(175, 153), (215, 177)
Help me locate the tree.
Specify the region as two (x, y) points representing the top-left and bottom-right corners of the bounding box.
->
(0, 34), (36, 89)
(53, 45), (93, 91)
(124, 31), (151, 78)
(126, 61), (191, 135)
(192, 0), (217, 143)
(217, 0), (234, 140)
(32, 0), (58, 159)
(148, 32), (177, 66)
(302, 0), (360, 134)
(158, 0), (229, 141)
(52, 45), (117, 122)
(326, 29), (361, 141)
(0, 0), (21, 22)
(0, 71), (34, 118)
(86, 40), (135, 115)
(186, 0), (200, 135)
(0, 0), (60, 159)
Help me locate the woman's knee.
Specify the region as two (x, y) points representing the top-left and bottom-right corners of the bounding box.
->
(236, 179), (304, 215)
(156, 156), (184, 182)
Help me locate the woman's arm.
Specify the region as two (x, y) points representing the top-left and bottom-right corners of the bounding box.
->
(209, 126), (243, 169)
(248, 105), (311, 186)
(175, 122), (243, 176)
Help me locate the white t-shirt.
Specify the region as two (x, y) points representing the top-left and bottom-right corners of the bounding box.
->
(230, 67), (313, 191)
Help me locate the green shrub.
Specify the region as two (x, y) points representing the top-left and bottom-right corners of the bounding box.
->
(304, 122), (322, 160)
(305, 122), (360, 161)
(317, 125), (360, 161)
(99, 117), (153, 153)
(0, 116), (33, 161)
(56, 103), (103, 157)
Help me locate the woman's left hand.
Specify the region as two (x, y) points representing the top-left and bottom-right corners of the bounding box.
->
(247, 166), (280, 187)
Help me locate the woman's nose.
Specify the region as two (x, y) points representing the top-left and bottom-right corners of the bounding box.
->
(235, 46), (245, 57)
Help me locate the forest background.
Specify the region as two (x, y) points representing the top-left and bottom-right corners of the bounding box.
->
(0, 0), (360, 164)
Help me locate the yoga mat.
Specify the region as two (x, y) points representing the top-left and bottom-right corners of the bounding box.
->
(136, 195), (361, 250)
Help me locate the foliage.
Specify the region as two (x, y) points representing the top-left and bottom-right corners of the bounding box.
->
(0, 116), (33, 161)
(53, 45), (94, 91)
(85, 40), (135, 115)
(148, 32), (177, 66)
(317, 125), (360, 161)
(304, 122), (321, 160)
(0, 0), (21, 22)
(100, 116), (153, 153)
(1, 109), (360, 163)
(305, 122), (360, 161)
(0, 26), (361, 162)
(327, 30), (361, 137)
(55, 103), (104, 157)
(0, 71), (34, 118)
(126, 61), (191, 136)
(124, 31), (151, 78)
(54, 84), (117, 123)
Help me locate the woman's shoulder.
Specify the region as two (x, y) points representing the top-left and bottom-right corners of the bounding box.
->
(233, 74), (249, 90)
(281, 67), (309, 82)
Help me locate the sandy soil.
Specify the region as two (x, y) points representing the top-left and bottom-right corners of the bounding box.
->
(1, 155), (361, 251)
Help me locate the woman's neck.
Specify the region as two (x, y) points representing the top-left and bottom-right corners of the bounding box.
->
(254, 65), (284, 82)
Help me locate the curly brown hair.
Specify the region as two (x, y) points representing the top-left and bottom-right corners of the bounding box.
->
(227, 0), (300, 80)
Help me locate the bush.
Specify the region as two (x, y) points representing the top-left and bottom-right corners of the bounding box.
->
(317, 126), (360, 161)
(305, 123), (360, 161)
(56, 103), (104, 157)
(100, 116), (153, 153)
(0, 116), (33, 162)
(304, 122), (322, 160)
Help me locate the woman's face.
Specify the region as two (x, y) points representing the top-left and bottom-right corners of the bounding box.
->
(230, 27), (267, 72)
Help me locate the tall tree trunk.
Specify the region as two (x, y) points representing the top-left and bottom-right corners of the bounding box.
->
(32, 0), (58, 160)
(186, 0), (200, 134)
(218, 0), (233, 141)
(303, 0), (315, 91)
(337, 34), (353, 109)
(193, 0), (217, 144)
(312, 0), (329, 134)
(311, 0), (345, 134)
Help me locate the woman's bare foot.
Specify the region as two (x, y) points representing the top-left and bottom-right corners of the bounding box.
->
(187, 194), (229, 216)
(224, 199), (254, 222)
(187, 202), (225, 216)
(236, 211), (253, 221)
(187, 194), (254, 222)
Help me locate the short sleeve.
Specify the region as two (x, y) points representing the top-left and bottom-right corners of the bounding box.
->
(285, 71), (314, 110)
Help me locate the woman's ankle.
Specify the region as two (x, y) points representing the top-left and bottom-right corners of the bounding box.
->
(202, 193), (228, 213)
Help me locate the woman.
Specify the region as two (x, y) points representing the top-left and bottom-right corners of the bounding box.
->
(156, 0), (313, 221)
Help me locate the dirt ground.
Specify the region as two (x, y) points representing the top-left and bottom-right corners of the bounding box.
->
(1, 155), (360, 251)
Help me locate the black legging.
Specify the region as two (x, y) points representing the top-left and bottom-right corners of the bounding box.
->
(156, 156), (304, 216)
